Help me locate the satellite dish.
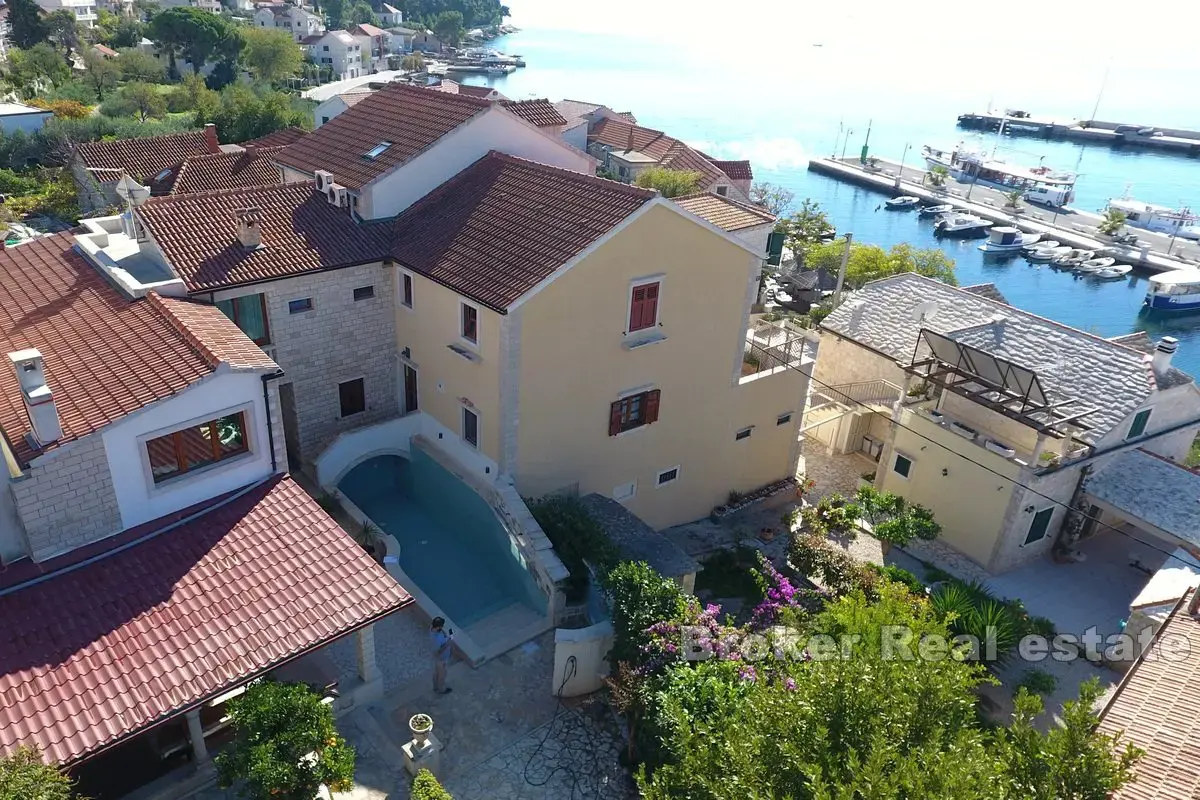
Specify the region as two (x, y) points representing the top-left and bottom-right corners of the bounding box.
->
(912, 300), (940, 322)
(114, 175), (150, 206)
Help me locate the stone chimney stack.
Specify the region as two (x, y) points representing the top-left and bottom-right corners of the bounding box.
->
(203, 123), (220, 154)
(237, 206), (263, 249)
(8, 349), (62, 447)
(1153, 336), (1179, 379)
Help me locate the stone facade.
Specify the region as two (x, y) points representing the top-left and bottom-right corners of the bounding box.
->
(69, 157), (117, 215)
(211, 262), (399, 466)
(11, 433), (122, 561)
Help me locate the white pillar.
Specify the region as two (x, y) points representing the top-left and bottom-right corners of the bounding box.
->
(185, 708), (208, 763)
(356, 624), (380, 684)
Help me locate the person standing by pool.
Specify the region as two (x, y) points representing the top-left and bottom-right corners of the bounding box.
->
(430, 617), (453, 694)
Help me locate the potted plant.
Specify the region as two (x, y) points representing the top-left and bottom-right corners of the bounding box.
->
(926, 164), (949, 189)
(741, 352), (761, 375)
(1098, 207), (1127, 237)
(409, 713), (434, 748)
(1039, 451), (1061, 468)
(1003, 189), (1023, 212)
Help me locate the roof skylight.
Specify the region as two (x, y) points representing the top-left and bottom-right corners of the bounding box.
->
(364, 141), (392, 159)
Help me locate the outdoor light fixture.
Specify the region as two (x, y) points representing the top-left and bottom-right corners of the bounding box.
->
(941, 468), (949, 477)
(1024, 505), (1036, 514)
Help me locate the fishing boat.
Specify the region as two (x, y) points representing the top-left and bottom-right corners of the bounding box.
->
(885, 196), (920, 209)
(1106, 196), (1199, 238)
(1094, 265), (1132, 280)
(1023, 238), (1058, 253)
(1051, 249), (1095, 268)
(934, 213), (992, 237)
(979, 227), (1042, 252)
(1028, 245), (1071, 262)
(922, 144), (1076, 207)
(1144, 270), (1200, 311)
(1076, 256), (1116, 273)
(919, 203), (954, 217)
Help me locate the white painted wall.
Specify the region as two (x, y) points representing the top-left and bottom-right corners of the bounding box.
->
(734, 222), (772, 259)
(561, 121), (588, 152)
(360, 108), (594, 220)
(102, 369), (276, 529)
(313, 95), (350, 128)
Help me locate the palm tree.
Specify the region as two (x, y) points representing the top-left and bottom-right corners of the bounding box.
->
(926, 165), (948, 188)
(1003, 189), (1023, 209)
(1098, 208), (1127, 236)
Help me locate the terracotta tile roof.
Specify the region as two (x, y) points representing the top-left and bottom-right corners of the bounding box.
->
(707, 158), (753, 181)
(136, 182), (392, 292)
(339, 90), (374, 108)
(74, 128), (219, 184)
(0, 235), (216, 465)
(351, 22), (386, 36)
(92, 43), (118, 58)
(589, 117), (731, 190)
(673, 192), (774, 232)
(389, 151), (654, 311)
(147, 294), (280, 371)
(274, 83), (491, 190)
(455, 84), (496, 99)
(242, 126), (309, 148)
(501, 98), (567, 128)
(1099, 592), (1200, 799)
(156, 145), (286, 195)
(553, 99), (601, 129)
(0, 476), (412, 765)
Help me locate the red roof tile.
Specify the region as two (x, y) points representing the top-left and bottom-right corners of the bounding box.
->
(589, 117), (732, 190)
(74, 128), (220, 184)
(136, 182), (392, 292)
(707, 158), (753, 181)
(156, 145), (286, 195)
(0, 235), (216, 465)
(242, 126), (309, 148)
(1099, 592), (1200, 799)
(500, 98), (568, 128)
(0, 476), (412, 765)
(147, 294), (280, 371)
(673, 192), (774, 231)
(389, 151), (654, 310)
(455, 84), (496, 99)
(351, 22), (386, 36)
(274, 84), (491, 190)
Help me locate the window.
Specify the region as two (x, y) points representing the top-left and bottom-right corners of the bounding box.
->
(735, 427), (752, 441)
(617, 165), (628, 178)
(461, 302), (478, 344)
(656, 466), (679, 486)
(1127, 408), (1152, 439)
(716, 185), (729, 196)
(323, 44), (329, 50)
(216, 294), (270, 345)
(777, 413), (792, 426)
(400, 272), (413, 308)
(322, 116), (329, 124)
(364, 141), (392, 159)
(893, 452), (913, 479)
(1024, 508), (1054, 546)
(353, 285), (375, 301)
(288, 298), (313, 314)
(339, 378), (365, 417)
(462, 406), (479, 448)
(146, 412), (248, 484)
(402, 363), (418, 415)
(609, 389), (660, 435)
(628, 281), (660, 332)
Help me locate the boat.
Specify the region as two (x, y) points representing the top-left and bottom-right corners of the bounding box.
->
(1076, 256), (1116, 273)
(1027, 245), (1071, 261)
(979, 227), (1042, 252)
(922, 143), (1076, 207)
(934, 213), (992, 237)
(1107, 196), (1199, 238)
(885, 196), (920, 209)
(1022, 238), (1057, 253)
(1094, 265), (1132, 280)
(919, 203), (954, 217)
(1144, 270), (1200, 311)
(1050, 249), (1095, 268)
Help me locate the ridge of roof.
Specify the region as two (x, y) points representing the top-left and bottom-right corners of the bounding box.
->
(163, 145), (287, 195)
(672, 191), (775, 231)
(500, 98), (568, 127)
(75, 129), (216, 182)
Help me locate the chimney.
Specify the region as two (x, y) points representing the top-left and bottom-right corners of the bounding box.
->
(1188, 583), (1200, 617)
(203, 123), (220, 154)
(8, 349), (62, 446)
(1153, 336), (1179, 378)
(243, 142), (258, 158)
(237, 206), (263, 249)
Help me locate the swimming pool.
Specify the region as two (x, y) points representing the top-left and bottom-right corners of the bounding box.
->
(337, 450), (546, 628)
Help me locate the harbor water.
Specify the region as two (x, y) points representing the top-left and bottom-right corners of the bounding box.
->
(469, 0), (1200, 374)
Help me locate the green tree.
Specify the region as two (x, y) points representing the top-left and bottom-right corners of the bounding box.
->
(1099, 207), (1127, 236)
(110, 17), (145, 49)
(749, 180), (794, 216)
(777, 197), (833, 261)
(0, 745), (78, 800)
(604, 561), (687, 668)
(926, 163), (949, 187)
(120, 82), (168, 121)
(44, 10), (82, 58)
(216, 681), (355, 800)
(411, 768), (454, 799)
(11, 44), (73, 91)
(401, 52), (425, 71)
(855, 485), (941, 548)
(167, 71), (216, 112)
(432, 9), (464, 46)
(805, 240), (957, 288)
(117, 47), (166, 83)
(241, 27), (303, 83)
(887, 242), (958, 285)
(1003, 188), (1023, 209)
(632, 166), (702, 198)
(7, 0), (47, 50)
(351, 1), (379, 24)
(196, 83), (308, 143)
(82, 49), (120, 100)
(148, 7), (233, 77)
(324, 0), (347, 29)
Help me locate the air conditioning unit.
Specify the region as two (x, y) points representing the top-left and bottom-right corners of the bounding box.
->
(326, 184), (349, 207)
(314, 170), (334, 193)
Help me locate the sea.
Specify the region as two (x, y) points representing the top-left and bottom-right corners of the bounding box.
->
(463, 0), (1200, 374)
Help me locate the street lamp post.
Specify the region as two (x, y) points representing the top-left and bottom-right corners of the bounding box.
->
(840, 130), (853, 162)
(896, 142), (911, 189)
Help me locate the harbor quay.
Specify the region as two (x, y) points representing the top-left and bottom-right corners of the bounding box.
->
(957, 112), (1200, 155)
(807, 155), (1200, 273)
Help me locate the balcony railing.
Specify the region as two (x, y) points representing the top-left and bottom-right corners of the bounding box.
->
(742, 320), (817, 378)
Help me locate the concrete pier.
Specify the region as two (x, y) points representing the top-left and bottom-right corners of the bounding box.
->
(806, 156), (1200, 273)
(956, 112), (1200, 156)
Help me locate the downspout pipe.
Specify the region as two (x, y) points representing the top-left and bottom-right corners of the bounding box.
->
(262, 369), (284, 473)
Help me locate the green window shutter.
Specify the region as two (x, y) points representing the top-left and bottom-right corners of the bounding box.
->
(766, 231), (785, 266)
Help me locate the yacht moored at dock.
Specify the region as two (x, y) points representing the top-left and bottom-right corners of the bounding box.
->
(1107, 197), (1200, 240)
(1145, 271), (1200, 311)
(934, 213), (992, 237)
(923, 144), (1076, 207)
(979, 227), (1040, 252)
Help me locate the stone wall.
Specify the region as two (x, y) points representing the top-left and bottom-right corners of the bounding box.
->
(12, 434), (122, 561)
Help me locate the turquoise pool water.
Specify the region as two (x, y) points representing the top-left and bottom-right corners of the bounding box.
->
(338, 450), (546, 628)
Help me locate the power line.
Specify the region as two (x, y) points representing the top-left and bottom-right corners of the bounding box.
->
(800, 362), (1200, 570)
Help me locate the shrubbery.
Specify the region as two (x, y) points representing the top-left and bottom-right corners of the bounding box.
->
(411, 769), (453, 799)
(527, 495), (619, 602)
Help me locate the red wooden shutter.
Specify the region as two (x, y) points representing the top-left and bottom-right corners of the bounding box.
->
(609, 400), (624, 436)
(641, 283), (659, 329)
(644, 389), (661, 424)
(629, 286), (647, 331)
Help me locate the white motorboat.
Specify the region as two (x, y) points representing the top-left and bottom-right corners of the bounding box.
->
(979, 227), (1042, 252)
(1076, 256), (1116, 273)
(1107, 196), (1199, 238)
(922, 143), (1076, 207)
(885, 195), (920, 209)
(1028, 245), (1072, 261)
(1023, 238), (1057, 253)
(1094, 265), (1132, 280)
(919, 203), (954, 217)
(1051, 249), (1095, 268)
(934, 213), (993, 237)
(1145, 270), (1200, 311)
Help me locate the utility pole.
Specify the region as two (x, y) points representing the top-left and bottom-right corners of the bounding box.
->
(896, 142), (911, 189)
(840, 129), (853, 161)
(833, 232), (853, 307)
